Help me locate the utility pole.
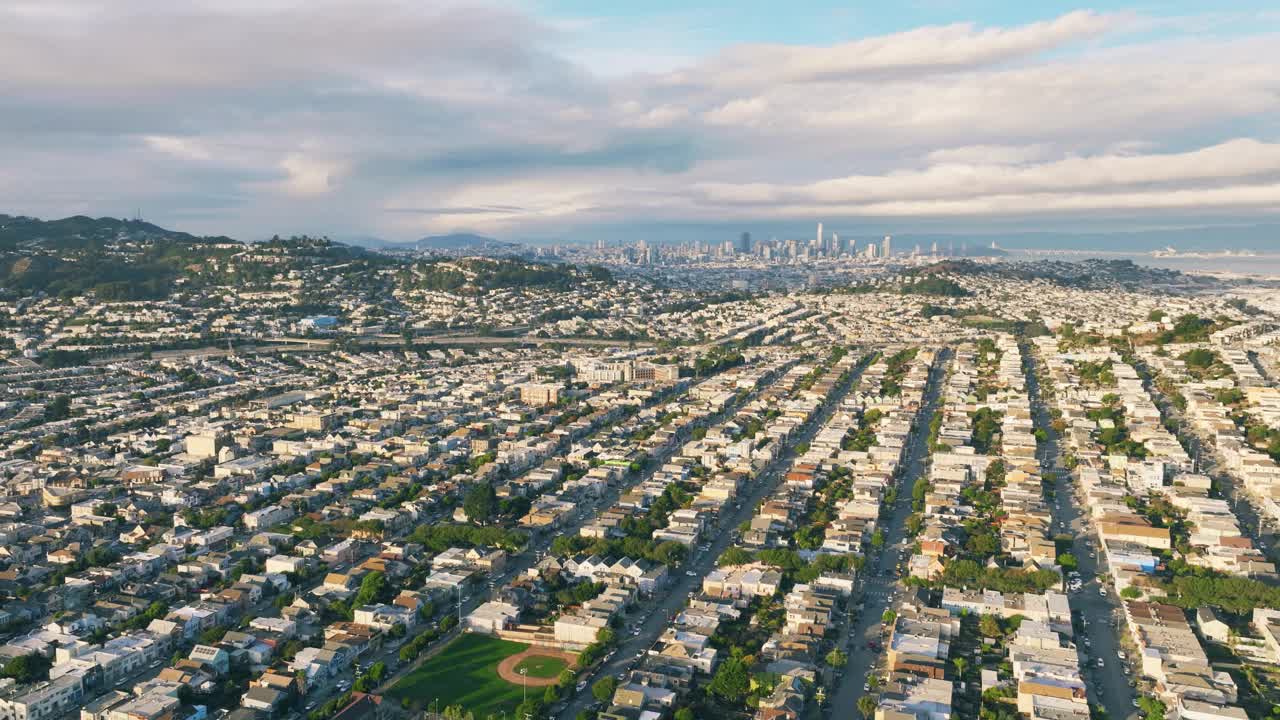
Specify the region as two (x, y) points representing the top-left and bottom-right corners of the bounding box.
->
(520, 667), (528, 703)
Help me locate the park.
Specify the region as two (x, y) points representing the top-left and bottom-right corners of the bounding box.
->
(388, 633), (576, 719)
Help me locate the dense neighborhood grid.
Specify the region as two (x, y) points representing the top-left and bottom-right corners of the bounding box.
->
(1, 216), (1280, 720)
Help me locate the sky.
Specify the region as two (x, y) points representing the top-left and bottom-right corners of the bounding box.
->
(2, 1), (1280, 245)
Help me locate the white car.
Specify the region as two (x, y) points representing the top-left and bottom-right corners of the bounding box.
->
(1099, 587), (1108, 597)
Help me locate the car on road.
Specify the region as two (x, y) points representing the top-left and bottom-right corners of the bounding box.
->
(1096, 658), (1104, 668)
(1099, 587), (1108, 597)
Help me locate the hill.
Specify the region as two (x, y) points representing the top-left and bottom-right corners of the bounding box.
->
(0, 213), (235, 252)
(0, 214), (383, 301)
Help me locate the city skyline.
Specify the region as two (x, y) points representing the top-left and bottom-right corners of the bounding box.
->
(2, 2), (1279, 244)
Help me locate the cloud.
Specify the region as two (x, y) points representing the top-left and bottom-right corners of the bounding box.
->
(0, 4), (1277, 239)
(671, 140), (1280, 223)
(678, 10), (1114, 88)
(276, 155), (343, 197)
(696, 139), (1280, 206)
(704, 98), (771, 127)
(144, 136), (213, 163)
(925, 145), (1053, 165)
(378, 136), (699, 176)
(384, 205), (528, 216)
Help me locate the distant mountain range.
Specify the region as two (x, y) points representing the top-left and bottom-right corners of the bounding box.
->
(340, 232), (524, 255)
(414, 233), (523, 253)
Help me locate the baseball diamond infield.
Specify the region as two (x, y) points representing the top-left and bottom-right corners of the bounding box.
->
(496, 648), (577, 686)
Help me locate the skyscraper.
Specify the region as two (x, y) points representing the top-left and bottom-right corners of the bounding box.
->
(816, 222), (823, 246)
(882, 235), (892, 258)
(737, 231), (752, 254)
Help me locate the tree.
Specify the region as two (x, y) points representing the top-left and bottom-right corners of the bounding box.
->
(979, 614), (1002, 639)
(45, 394), (72, 421)
(1138, 696), (1166, 720)
(953, 657), (969, 679)
(353, 571), (388, 608)
(1, 653), (51, 683)
(708, 656), (750, 704)
(882, 609), (896, 625)
(463, 483), (496, 525)
(825, 648), (848, 668)
(543, 685), (559, 704)
(674, 709), (695, 720)
(857, 695), (878, 719)
(1057, 553), (1078, 572)
(199, 625), (228, 645)
(965, 531), (998, 557)
(592, 677), (617, 703)
(514, 700), (541, 720)
(870, 530), (885, 549)
(86, 545), (121, 567)
(718, 547), (754, 566)
(906, 514), (923, 535)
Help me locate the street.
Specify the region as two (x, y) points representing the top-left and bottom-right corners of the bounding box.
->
(557, 353), (875, 720)
(826, 349), (949, 718)
(1024, 347), (1138, 719)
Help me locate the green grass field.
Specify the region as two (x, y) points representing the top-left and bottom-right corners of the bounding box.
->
(513, 654), (568, 679)
(388, 633), (529, 717)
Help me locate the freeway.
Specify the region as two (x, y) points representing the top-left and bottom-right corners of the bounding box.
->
(826, 349), (949, 719)
(556, 354), (874, 720)
(1024, 345), (1139, 719)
